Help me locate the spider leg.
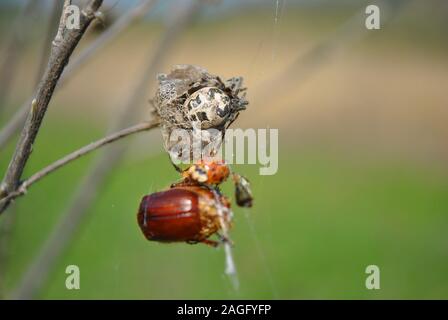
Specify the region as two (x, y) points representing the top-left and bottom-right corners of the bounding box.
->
(169, 156), (183, 173)
(226, 112), (240, 130)
(216, 76), (226, 89)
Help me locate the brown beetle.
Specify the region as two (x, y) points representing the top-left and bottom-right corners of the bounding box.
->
(137, 186), (232, 247)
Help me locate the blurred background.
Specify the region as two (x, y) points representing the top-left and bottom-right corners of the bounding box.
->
(0, 0), (447, 299)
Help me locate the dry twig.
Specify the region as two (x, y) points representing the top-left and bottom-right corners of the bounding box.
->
(0, 0), (104, 214)
(0, 120), (159, 208)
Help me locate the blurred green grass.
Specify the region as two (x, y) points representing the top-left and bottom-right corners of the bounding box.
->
(1, 118), (447, 299)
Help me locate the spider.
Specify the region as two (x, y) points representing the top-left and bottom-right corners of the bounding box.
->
(152, 65), (248, 160)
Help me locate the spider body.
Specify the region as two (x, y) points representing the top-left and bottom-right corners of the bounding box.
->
(184, 87), (231, 129)
(153, 65), (248, 155)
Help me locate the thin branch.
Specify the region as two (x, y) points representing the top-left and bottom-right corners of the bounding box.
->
(52, 0), (71, 48)
(0, 120), (160, 208)
(0, 0), (157, 151)
(11, 0), (201, 300)
(0, 0), (104, 214)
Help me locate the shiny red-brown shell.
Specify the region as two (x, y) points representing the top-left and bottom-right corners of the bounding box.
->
(137, 188), (202, 242)
(137, 185), (231, 244)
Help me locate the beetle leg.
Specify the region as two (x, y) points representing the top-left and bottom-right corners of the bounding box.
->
(186, 239), (219, 247)
(203, 239), (220, 247)
(191, 239), (219, 247)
